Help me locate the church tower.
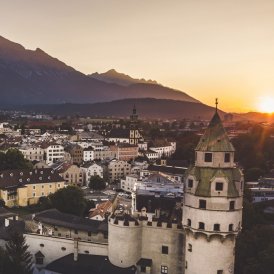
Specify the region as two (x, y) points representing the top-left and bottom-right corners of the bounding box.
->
(182, 100), (243, 274)
(129, 104), (142, 145)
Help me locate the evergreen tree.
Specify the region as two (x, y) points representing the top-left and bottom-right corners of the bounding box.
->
(5, 231), (33, 274)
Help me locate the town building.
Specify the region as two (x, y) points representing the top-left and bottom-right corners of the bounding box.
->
(107, 159), (131, 182)
(110, 144), (138, 161)
(0, 168), (65, 207)
(81, 162), (104, 185)
(65, 144), (83, 165)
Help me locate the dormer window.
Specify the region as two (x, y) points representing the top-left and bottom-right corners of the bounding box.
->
(204, 153), (212, 162)
(224, 153), (230, 163)
(215, 182), (223, 191)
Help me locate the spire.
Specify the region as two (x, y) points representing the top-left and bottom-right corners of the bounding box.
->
(195, 100), (235, 152)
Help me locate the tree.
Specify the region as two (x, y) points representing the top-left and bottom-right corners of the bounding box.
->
(5, 231), (33, 274)
(0, 149), (33, 171)
(89, 175), (106, 191)
(49, 186), (86, 216)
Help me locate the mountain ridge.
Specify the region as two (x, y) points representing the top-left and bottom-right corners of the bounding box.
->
(0, 35), (198, 105)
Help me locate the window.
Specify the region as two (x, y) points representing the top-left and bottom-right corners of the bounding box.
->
(204, 153), (212, 162)
(224, 153), (230, 163)
(213, 224), (220, 231)
(217, 271), (223, 274)
(162, 245), (168, 254)
(36, 257), (44, 265)
(161, 265), (168, 274)
(88, 232), (91, 237)
(215, 182), (223, 191)
(33, 193), (36, 197)
(33, 185), (36, 190)
(74, 230), (78, 234)
(188, 243), (192, 252)
(188, 179), (193, 188)
(187, 219), (191, 226)
(229, 224), (233, 231)
(229, 201), (235, 210)
(199, 199), (206, 209)
(141, 265), (146, 272)
(198, 222), (205, 230)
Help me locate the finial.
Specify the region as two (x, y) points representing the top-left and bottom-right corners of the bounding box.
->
(215, 98), (218, 112)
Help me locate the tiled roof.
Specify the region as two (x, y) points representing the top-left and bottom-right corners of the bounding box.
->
(187, 166), (242, 197)
(108, 129), (130, 138)
(89, 200), (112, 219)
(0, 168), (64, 189)
(29, 209), (107, 233)
(46, 254), (136, 274)
(195, 111), (235, 152)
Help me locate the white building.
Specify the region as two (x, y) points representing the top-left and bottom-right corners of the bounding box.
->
(120, 175), (140, 193)
(81, 162), (104, 185)
(149, 142), (176, 158)
(44, 144), (65, 165)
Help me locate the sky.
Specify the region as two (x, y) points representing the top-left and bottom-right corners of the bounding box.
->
(1, 0), (274, 112)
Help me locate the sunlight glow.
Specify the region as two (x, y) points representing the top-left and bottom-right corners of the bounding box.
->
(257, 96), (274, 113)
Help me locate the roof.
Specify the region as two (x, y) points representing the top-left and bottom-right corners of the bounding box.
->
(195, 111), (235, 152)
(136, 258), (152, 267)
(108, 129), (130, 139)
(187, 166), (242, 197)
(78, 132), (104, 140)
(46, 254), (136, 274)
(28, 209), (108, 233)
(148, 164), (187, 176)
(89, 200), (112, 219)
(0, 168), (64, 190)
(0, 207), (17, 219)
(35, 251), (45, 258)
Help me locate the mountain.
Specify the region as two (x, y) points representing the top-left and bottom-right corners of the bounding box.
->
(11, 98), (224, 120)
(232, 112), (274, 123)
(89, 69), (158, 86)
(0, 36), (199, 105)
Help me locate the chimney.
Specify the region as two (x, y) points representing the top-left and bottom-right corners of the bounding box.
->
(4, 218), (9, 227)
(74, 239), (78, 262)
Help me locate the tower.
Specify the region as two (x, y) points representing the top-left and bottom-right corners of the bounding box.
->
(182, 100), (243, 274)
(129, 105), (141, 145)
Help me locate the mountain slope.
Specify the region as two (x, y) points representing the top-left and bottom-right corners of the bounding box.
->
(11, 98), (224, 120)
(0, 36), (199, 105)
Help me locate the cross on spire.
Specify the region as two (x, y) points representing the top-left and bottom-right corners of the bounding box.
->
(215, 98), (218, 112)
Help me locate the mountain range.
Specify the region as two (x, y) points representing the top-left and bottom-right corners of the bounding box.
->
(0, 35), (198, 105)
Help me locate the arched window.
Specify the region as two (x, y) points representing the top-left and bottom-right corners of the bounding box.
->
(198, 222), (205, 230)
(213, 224), (220, 231)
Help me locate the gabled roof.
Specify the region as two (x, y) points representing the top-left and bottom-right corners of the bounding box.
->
(195, 111), (235, 152)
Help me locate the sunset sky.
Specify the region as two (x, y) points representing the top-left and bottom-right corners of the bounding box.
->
(1, 0), (274, 112)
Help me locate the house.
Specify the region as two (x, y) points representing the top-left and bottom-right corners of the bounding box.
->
(42, 144), (65, 165)
(107, 159), (131, 183)
(89, 200), (113, 221)
(65, 144), (83, 165)
(81, 162), (104, 185)
(0, 168), (65, 207)
(110, 144), (138, 161)
(19, 146), (45, 162)
(55, 163), (84, 186)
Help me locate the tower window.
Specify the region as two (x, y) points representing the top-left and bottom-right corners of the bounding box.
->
(215, 182), (223, 191)
(141, 266), (146, 272)
(229, 224), (233, 231)
(161, 265), (168, 274)
(224, 153), (230, 163)
(198, 222), (205, 230)
(213, 224), (220, 231)
(162, 245), (168, 254)
(199, 199), (206, 209)
(188, 179), (193, 188)
(204, 153), (212, 162)
(229, 201), (235, 210)
(217, 271), (223, 274)
(188, 244), (192, 252)
(187, 219), (191, 226)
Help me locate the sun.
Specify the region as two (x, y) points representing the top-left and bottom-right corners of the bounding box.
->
(257, 96), (274, 113)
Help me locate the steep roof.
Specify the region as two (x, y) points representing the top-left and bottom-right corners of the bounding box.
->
(0, 168), (64, 190)
(187, 166), (242, 197)
(195, 111), (235, 152)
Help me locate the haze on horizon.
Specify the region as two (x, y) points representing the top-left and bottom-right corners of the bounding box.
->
(1, 0), (274, 113)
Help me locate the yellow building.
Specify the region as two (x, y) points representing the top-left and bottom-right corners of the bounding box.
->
(0, 168), (65, 207)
